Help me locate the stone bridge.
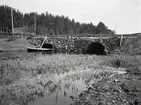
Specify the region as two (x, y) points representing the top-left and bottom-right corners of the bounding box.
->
(28, 34), (139, 54)
(28, 36), (102, 53)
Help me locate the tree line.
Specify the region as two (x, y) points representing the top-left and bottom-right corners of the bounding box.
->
(0, 5), (115, 35)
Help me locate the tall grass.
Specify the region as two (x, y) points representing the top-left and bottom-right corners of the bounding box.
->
(0, 54), (141, 105)
(100, 55), (141, 74)
(1, 54), (140, 86)
(0, 54), (101, 104)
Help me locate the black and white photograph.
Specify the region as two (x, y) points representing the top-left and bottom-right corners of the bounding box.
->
(0, 0), (141, 105)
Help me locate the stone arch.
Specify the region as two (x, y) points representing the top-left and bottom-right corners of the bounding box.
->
(85, 42), (107, 55)
(42, 43), (54, 49)
(42, 43), (57, 53)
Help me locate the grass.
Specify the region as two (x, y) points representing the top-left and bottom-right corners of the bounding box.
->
(100, 55), (141, 74)
(0, 54), (141, 105)
(0, 38), (34, 51)
(0, 54), (100, 105)
(72, 73), (141, 105)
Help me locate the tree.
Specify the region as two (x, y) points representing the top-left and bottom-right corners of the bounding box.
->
(0, 5), (115, 35)
(96, 22), (107, 34)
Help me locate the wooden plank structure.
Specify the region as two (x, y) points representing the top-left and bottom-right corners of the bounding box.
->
(27, 36), (54, 52)
(120, 34), (123, 47)
(27, 47), (54, 52)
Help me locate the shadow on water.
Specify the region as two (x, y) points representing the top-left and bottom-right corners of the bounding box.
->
(28, 75), (87, 105)
(0, 51), (41, 60)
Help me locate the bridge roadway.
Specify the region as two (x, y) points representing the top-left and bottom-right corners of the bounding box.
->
(32, 34), (138, 40)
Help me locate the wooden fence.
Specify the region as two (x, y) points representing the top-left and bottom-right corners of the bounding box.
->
(0, 32), (140, 39)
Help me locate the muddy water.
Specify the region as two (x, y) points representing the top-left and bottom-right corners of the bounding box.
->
(28, 77), (87, 105)
(0, 51), (38, 60)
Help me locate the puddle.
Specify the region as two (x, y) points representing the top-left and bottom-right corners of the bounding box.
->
(28, 91), (72, 105)
(0, 51), (37, 60)
(28, 67), (127, 105)
(28, 74), (87, 105)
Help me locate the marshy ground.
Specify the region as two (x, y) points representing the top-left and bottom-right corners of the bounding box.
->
(0, 53), (141, 105)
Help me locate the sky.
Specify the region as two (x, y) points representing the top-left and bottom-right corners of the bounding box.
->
(0, 0), (141, 34)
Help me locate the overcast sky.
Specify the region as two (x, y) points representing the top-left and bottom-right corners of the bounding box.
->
(1, 0), (141, 34)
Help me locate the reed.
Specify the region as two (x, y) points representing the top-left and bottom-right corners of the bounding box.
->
(0, 54), (141, 105)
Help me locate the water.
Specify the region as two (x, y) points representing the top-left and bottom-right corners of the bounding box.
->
(0, 51), (87, 105)
(0, 51), (126, 105)
(29, 90), (72, 105)
(0, 51), (38, 60)
(28, 76), (87, 105)
(27, 67), (127, 105)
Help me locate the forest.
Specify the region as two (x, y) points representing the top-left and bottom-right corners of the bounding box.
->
(0, 5), (115, 35)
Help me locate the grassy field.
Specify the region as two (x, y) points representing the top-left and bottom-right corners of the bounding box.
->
(0, 36), (141, 105)
(0, 54), (141, 105)
(0, 37), (34, 52)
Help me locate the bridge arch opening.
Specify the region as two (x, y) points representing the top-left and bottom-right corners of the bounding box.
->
(85, 42), (107, 55)
(42, 43), (54, 49)
(42, 43), (57, 53)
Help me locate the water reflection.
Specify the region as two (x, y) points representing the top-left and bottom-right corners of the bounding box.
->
(28, 75), (87, 105)
(0, 51), (37, 60)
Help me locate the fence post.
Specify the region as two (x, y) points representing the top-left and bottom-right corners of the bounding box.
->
(120, 34), (123, 47)
(66, 34), (71, 53)
(99, 35), (103, 43)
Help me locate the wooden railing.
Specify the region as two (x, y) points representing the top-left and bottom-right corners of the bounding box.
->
(0, 32), (140, 39)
